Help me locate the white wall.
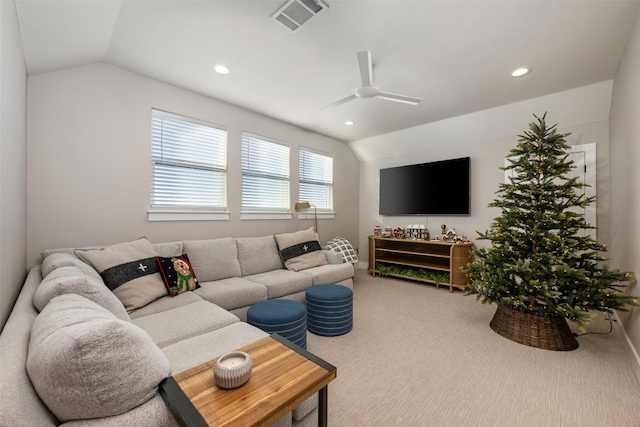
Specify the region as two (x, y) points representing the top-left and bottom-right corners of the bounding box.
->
(0, 0), (28, 331)
(350, 81), (614, 163)
(26, 63), (360, 266)
(353, 82), (614, 267)
(609, 11), (640, 377)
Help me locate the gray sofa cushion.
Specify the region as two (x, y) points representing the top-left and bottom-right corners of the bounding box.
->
(194, 277), (268, 311)
(27, 294), (170, 422)
(236, 235), (283, 276)
(41, 252), (103, 281)
(153, 241), (184, 257)
(244, 270), (313, 299)
(129, 291), (203, 319)
(131, 300), (239, 348)
(294, 408), (317, 426)
(162, 322), (269, 375)
(298, 262), (355, 285)
(33, 266), (129, 321)
(59, 394), (178, 427)
(293, 395), (318, 421)
(183, 238), (241, 281)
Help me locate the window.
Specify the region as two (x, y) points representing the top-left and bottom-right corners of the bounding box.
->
(241, 132), (290, 217)
(149, 110), (228, 221)
(299, 148), (333, 211)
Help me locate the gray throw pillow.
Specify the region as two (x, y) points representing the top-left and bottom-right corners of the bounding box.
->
(27, 294), (170, 422)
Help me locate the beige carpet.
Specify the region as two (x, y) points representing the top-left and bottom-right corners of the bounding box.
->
(306, 269), (640, 427)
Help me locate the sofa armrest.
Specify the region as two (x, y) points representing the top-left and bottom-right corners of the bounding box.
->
(0, 267), (58, 427)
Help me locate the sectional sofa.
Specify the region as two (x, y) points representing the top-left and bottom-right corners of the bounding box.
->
(0, 230), (354, 427)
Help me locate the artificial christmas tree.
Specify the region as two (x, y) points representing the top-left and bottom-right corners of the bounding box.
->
(464, 113), (637, 351)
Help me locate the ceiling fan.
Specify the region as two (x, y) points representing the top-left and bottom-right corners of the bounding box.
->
(322, 51), (423, 109)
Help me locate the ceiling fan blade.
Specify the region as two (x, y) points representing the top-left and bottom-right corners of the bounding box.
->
(321, 94), (357, 109)
(357, 51), (373, 87)
(376, 91), (422, 105)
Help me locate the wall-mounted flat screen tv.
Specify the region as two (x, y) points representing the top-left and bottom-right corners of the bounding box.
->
(379, 157), (470, 215)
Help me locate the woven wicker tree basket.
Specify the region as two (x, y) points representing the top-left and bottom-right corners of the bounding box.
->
(490, 305), (579, 351)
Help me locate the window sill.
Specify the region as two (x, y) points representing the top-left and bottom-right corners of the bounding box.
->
(148, 209), (230, 222)
(240, 211), (293, 220)
(297, 212), (336, 220)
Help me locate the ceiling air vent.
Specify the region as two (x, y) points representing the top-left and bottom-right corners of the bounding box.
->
(271, 0), (329, 33)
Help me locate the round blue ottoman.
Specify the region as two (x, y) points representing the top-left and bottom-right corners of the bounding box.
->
(247, 300), (307, 349)
(305, 284), (353, 336)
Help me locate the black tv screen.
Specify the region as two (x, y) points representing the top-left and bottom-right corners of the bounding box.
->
(379, 157), (470, 215)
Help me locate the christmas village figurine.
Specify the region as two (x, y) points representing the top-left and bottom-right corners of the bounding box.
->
(406, 224), (429, 240)
(393, 227), (405, 238)
(440, 225), (469, 243)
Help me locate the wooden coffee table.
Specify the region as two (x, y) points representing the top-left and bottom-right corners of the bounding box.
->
(160, 334), (337, 427)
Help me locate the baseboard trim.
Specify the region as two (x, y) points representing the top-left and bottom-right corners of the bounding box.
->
(613, 310), (640, 386)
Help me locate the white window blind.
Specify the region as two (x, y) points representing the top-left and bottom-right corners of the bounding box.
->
(299, 148), (333, 211)
(151, 110), (227, 209)
(241, 132), (290, 211)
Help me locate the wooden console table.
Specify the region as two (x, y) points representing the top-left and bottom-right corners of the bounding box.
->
(160, 334), (336, 427)
(368, 236), (473, 292)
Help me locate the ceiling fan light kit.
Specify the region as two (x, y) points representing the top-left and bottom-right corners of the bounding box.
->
(323, 51), (423, 109)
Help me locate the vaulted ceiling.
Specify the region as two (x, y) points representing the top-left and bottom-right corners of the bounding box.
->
(15, 0), (640, 142)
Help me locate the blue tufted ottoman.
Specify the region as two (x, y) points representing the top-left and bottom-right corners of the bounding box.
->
(305, 284), (353, 336)
(247, 299), (307, 349)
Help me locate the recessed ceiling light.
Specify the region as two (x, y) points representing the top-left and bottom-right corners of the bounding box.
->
(344, 121), (355, 126)
(511, 67), (531, 77)
(214, 65), (230, 75)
